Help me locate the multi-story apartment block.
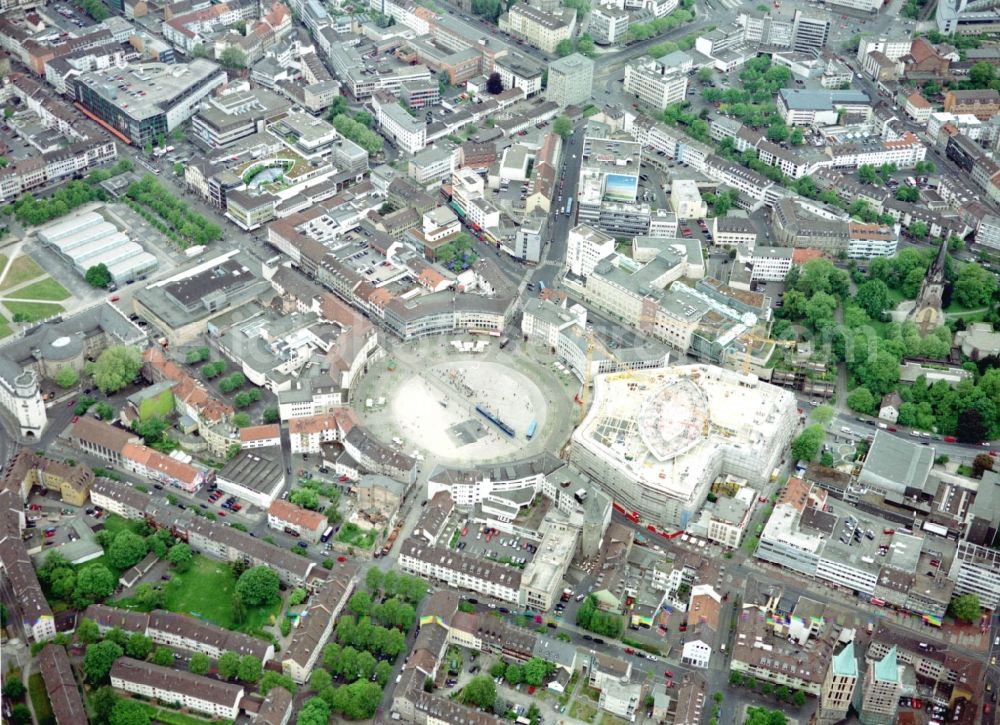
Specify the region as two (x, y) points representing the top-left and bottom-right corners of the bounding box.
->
(267, 499), (329, 542)
(943, 89), (1000, 120)
(848, 222), (898, 259)
(398, 538), (523, 603)
(111, 659), (245, 719)
(498, 5), (576, 54)
(282, 565), (355, 682)
(791, 10), (830, 52)
(84, 604), (275, 661)
(624, 57), (688, 111)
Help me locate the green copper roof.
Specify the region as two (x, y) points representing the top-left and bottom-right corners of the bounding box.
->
(874, 646), (900, 683)
(832, 641), (858, 678)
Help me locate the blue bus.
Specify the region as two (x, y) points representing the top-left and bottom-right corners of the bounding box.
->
(526, 420), (537, 440)
(565, 198), (573, 217)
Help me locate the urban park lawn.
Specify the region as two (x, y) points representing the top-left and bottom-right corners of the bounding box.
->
(117, 555), (280, 634)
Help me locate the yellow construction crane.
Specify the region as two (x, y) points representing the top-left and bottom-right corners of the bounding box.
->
(578, 311), (655, 422)
(738, 332), (796, 377)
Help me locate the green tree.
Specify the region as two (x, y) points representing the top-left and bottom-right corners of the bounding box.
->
(2, 678), (25, 699)
(126, 632), (152, 660)
(895, 186), (920, 202)
(949, 593), (981, 622)
(84, 641), (124, 683)
(219, 47), (248, 68)
(55, 366), (79, 389)
(791, 690), (806, 707)
(854, 279), (891, 319)
(910, 221), (929, 239)
(289, 588), (308, 606)
(77, 617), (101, 644)
(811, 405), (834, 425)
(238, 655), (263, 683)
(263, 407), (280, 423)
(110, 699), (151, 725)
(310, 668), (332, 692)
(76, 563), (116, 603)
(791, 425), (824, 461)
(297, 696), (332, 725)
(290, 488), (321, 510)
(847, 387), (876, 415)
(260, 671), (298, 696)
(462, 675), (497, 709)
(855, 350), (900, 397)
(349, 590), (373, 616)
(132, 583), (164, 612)
(789, 128), (804, 145)
(576, 33), (596, 57)
(233, 412), (252, 427)
(85, 263), (113, 288)
(92, 346), (142, 394)
(9, 705), (31, 725)
(93, 402), (115, 421)
(216, 651), (240, 680)
(151, 646), (173, 666)
(90, 687), (119, 724)
(107, 530), (148, 570)
(553, 117), (572, 139)
(166, 543), (193, 572)
(555, 39), (574, 56)
(969, 60), (996, 88)
(189, 652), (211, 675)
(236, 566), (280, 606)
(505, 663), (522, 684)
(953, 263), (998, 308)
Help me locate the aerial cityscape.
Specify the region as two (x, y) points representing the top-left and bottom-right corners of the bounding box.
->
(0, 0), (999, 721)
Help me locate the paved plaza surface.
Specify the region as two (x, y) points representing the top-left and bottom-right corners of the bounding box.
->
(356, 336), (577, 467)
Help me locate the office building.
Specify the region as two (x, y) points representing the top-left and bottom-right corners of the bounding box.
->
(670, 179), (707, 218)
(777, 88), (872, 126)
(855, 647), (903, 725)
(624, 57), (689, 111)
(936, 0), (1000, 35)
(949, 540), (1000, 609)
(818, 642), (859, 724)
(72, 60), (227, 146)
(547, 54), (594, 107)
(589, 5), (629, 45)
(791, 10), (830, 53)
(377, 103), (427, 155)
(567, 224), (615, 277)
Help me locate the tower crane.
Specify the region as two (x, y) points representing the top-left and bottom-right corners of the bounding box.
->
(737, 331), (797, 377)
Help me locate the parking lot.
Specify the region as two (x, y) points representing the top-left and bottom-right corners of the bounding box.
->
(445, 517), (539, 573)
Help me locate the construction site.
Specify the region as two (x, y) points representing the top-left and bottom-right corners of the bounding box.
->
(569, 364), (801, 529)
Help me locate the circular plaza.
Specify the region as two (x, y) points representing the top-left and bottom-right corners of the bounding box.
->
(353, 336), (576, 466)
